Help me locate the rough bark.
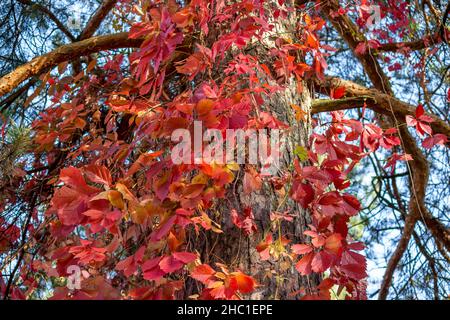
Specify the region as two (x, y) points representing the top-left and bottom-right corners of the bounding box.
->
(184, 5), (320, 299)
(78, 0), (118, 40)
(184, 81), (318, 300)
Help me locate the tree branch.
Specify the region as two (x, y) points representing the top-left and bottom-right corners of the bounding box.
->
(378, 212), (419, 300)
(311, 96), (375, 113)
(78, 0), (118, 40)
(0, 32), (142, 97)
(376, 32), (443, 52)
(17, 0), (76, 42)
(320, 0), (446, 300)
(312, 76), (450, 137)
(0, 78), (36, 112)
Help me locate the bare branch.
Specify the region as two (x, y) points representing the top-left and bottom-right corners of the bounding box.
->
(0, 78), (36, 112)
(378, 213), (418, 299)
(311, 96), (374, 113)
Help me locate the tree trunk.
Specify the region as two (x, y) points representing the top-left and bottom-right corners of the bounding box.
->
(183, 3), (320, 300)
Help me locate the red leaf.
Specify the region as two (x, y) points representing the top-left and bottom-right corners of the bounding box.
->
(142, 256), (165, 280)
(143, 267), (166, 281)
(417, 122), (432, 136)
(191, 264), (215, 284)
(59, 167), (97, 195)
(422, 134), (448, 149)
(347, 242), (365, 251)
(292, 244), (313, 255)
(415, 104), (425, 118)
(159, 255), (184, 273)
(340, 263), (367, 280)
(311, 251), (333, 272)
(150, 215), (176, 242)
(84, 165), (112, 187)
(243, 167), (262, 194)
(290, 181), (315, 208)
(256, 234), (273, 260)
(172, 251), (197, 264)
(324, 233), (343, 255)
(231, 207), (257, 235)
(311, 236), (326, 248)
(331, 86), (346, 99)
(405, 115), (417, 127)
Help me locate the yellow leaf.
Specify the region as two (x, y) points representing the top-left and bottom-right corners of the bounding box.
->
(191, 173), (208, 185)
(107, 190), (125, 210)
(226, 162), (240, 171)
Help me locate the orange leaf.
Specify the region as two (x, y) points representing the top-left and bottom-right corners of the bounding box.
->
(243, 167), (262, 194)
(107, 190), (125, 210)
(230, 271), (256, 294)
(324, 233), (343, 255)
(195, 99), (214, 116)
